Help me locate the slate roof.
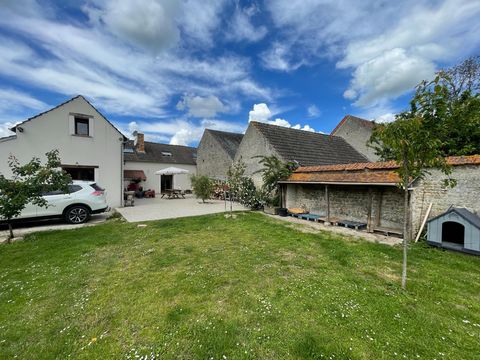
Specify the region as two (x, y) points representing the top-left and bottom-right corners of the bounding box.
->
(428, 207), (480, 229)
(250, 121), (368, 166)
(205, 129), (244, 159)
(124, 140), (196, 165)
(331, 115), (375, 135)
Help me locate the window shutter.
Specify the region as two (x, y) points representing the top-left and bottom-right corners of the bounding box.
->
(69, 115), (75, 135)
(88, 117), (94, 137)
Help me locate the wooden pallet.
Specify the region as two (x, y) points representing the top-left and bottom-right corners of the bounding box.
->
(373, 226), (403, 237)
(337, 220), (367, 230)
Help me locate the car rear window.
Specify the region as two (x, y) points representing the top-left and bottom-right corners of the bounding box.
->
(90, 183), (104, 191)
(68, 185), (83, 193)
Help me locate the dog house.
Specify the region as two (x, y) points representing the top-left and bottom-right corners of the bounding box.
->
(427, 207), (480, 255)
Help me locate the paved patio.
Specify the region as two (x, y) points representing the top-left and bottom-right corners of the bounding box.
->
(115, 194), (249, 222)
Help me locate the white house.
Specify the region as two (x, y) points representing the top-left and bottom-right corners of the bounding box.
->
(123, 132), (197, 193)
(0, 95), (125, 207)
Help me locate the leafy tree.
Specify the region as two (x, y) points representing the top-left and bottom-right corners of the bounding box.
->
(0, 150), (72, 242)
(407, 56), (480, 156)
(190, 175), (213, 203)
(227, 161), (262, 209)
(370, 114), (455, 289)
(254, 155), (297, 207)
(226, 160), (247, 199)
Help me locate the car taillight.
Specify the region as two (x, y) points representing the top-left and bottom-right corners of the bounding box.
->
(91, 191), (104, 196)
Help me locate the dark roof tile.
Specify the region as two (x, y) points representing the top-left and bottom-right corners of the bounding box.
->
(251, 121), (368, 166)
(124, 140), (196, 165)
(205, 129), (243, 159)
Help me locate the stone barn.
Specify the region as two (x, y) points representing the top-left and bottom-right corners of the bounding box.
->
(235, 121), (368, 186)
(281, 155), (480, 238)
(330, 115), (380, 161)
(197, 129), (244, 181)
(427, 208), (480, 255)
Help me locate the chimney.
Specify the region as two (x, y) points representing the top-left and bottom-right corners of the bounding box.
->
(133, 131), (145, 153)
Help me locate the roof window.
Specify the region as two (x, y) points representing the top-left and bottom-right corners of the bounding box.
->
(161, 151), (172, 156)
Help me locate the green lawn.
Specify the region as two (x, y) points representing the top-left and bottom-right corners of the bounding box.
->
(1, 213), (479, 359)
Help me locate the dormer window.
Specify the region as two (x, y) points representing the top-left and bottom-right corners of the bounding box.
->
(74, 116), (89, 136)
(161, 151), (172, 156)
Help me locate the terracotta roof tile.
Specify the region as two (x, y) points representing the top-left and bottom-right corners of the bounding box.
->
(295, 155), (480, 173)
(284, 155), (480, 185)
(286, 170), (401, 185)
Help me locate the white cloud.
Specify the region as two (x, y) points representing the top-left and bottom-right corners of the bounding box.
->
(116, 117), (246, 146)
(226, 4), (267, 43)
(346, 48), (436, 106)
(375, 113), (396, 123)
(0, 88), (50, 138)
(0, 1), (271, 119)
(248, 103), (315, 132)
(89, 0), (181, 52)
(266, 0), (480, 106)
(307, 105), (320, 118)
(176, 94), (226, 118)
(248, 103), (271, 122)
(178, 0), (226, 46)
(260, 42), (303, 72)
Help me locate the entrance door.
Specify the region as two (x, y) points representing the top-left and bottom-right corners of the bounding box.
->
(442, 221), (465, 245)
(161, 175), (173, 192)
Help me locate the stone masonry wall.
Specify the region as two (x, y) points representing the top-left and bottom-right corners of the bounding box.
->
(234, 125), (280, 187)
(333, 119), (379, 161)
(410, 165), (480, 237)
(197, 131), (233, 181)
(285, 184), (404, 229)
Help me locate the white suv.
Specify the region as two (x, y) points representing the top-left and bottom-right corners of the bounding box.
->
(14, 181), (109, 224)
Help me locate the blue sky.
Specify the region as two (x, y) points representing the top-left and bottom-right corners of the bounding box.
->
(0, 0), (479, 145)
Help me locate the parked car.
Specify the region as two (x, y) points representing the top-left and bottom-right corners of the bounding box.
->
(9, 181), (109, 224)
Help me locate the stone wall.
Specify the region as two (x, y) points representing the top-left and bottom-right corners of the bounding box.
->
(197, 131), (233, 181)
(234, 124), (280, 187)
(410, 165), (480, 237)
(285, 184), (404, 230)
(333, 119), (379, 161)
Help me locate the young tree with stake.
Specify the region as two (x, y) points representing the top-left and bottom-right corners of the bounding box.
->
(370, 114), (455, 289)
(0, 150), (72, 242)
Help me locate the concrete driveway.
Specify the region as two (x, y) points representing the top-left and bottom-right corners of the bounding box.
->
(115, 194), (248, 222)
(0, 213), (109, 243)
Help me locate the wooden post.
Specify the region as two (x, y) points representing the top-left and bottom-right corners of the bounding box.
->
(325, 184), (330, 225)
(367, 187), (373, 232)
(375, 189), (383, 228)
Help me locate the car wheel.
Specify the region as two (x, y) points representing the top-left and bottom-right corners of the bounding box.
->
(65, 205), (90, 224)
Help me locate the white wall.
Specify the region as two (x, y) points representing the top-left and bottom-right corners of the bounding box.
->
(124, 161), (196, 193)
(0, 97), (124, 208)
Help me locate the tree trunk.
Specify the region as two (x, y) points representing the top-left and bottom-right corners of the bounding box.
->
(7, 222), (13, 244)
(401, 187), (409, 289)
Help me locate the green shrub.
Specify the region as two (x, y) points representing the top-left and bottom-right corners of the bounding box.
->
(190, 175), (213, 203)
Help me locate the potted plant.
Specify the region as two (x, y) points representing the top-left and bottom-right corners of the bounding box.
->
(263, 193), (280, 215)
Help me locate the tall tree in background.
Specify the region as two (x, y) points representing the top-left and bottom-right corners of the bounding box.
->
(410, 56), (480, 156)
(370, 114), (455, 289)
(0, 150), (71, 242)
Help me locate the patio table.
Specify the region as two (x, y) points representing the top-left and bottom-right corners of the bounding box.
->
(161, 189), (185, 199)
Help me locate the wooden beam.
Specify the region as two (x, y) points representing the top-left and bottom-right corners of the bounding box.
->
(367, 187), (373, 232)
(375, 189), (383, 227)
(415, 202), (433, 243)
(325, 184), (330, 225)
